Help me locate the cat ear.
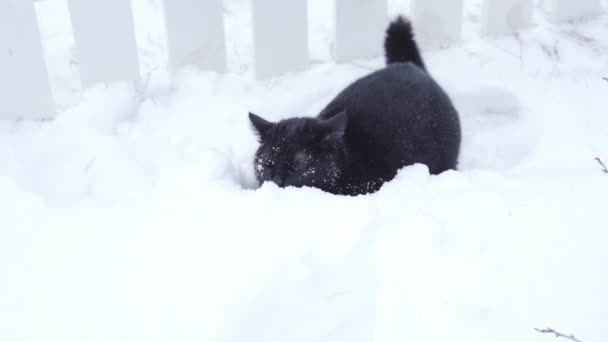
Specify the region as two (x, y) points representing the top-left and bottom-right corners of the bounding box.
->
(324, 111), (348, 137)
(249, 112), (274, 139)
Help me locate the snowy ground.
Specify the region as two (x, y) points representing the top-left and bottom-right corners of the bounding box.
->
(1, 0), (608, 341)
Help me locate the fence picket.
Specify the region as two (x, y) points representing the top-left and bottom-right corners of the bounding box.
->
(252, 0), (308, 79)
(481, 0), (533, 37)
(550, 0), (603, 22)
(0, 0), (54, 119)
(8, 0), (608, 120)
(334, 0), (387, 62)
(67, 0), (140, 87)
(163, 0), (226, 73)
(411, 0), (464, 49)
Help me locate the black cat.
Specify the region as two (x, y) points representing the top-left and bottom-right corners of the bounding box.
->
(249, 16), (461, 196)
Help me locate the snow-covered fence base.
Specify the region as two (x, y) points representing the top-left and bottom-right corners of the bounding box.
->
(334, 0), (387, 62)
(411, 0), (464, 49)
(252, 0), (308, 79)
(0, 0), (54, 119)
(481, 0), (533, 37)
(550, 0), (603, 22)
(163, 0), (226, 73)
(67, 0), (140, 87)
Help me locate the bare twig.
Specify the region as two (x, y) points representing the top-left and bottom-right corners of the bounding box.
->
(83, 158), (96, 172)
(513, 32), (525, 66)
(595, 157), (608, 174)
(535, 328), (583, 342)
(602, 77), (608, 82)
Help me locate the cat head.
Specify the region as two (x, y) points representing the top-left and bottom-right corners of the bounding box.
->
(249, 111), (348, 192)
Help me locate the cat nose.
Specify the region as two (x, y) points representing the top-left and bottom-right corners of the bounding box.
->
(272, 175), (285, 187)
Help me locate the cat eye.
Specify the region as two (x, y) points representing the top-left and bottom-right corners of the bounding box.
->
(291, 152), (309, 171)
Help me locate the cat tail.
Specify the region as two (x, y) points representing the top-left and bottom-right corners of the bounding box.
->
(384, 16), (426, 71)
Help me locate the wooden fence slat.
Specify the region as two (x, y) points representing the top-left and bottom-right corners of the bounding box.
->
(334, 0), (387, 62)
(67, 0), (140, 87)
(0, 0), (54, 119)
(411, 0), (464, 49)
(550, 0), (603, 22)
(481, 0), (533, 37)
(162, 0), (226, 73)
(252, 0), (308, 79)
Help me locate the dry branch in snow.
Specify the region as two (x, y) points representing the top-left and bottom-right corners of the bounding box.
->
(535, 328), (583, 342)
(595, 157), (608, 174)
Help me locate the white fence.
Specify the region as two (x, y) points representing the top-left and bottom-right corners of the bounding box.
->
(0, 0), (604, 119)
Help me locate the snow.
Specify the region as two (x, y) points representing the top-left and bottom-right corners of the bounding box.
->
(481, 0), (534, 37)
(1, 0), (608, 342)
(162, 0), (227, 73)
(411, 0), (464, 49)
(334, 0), (387, 61)
(252, 0), (309, 78)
